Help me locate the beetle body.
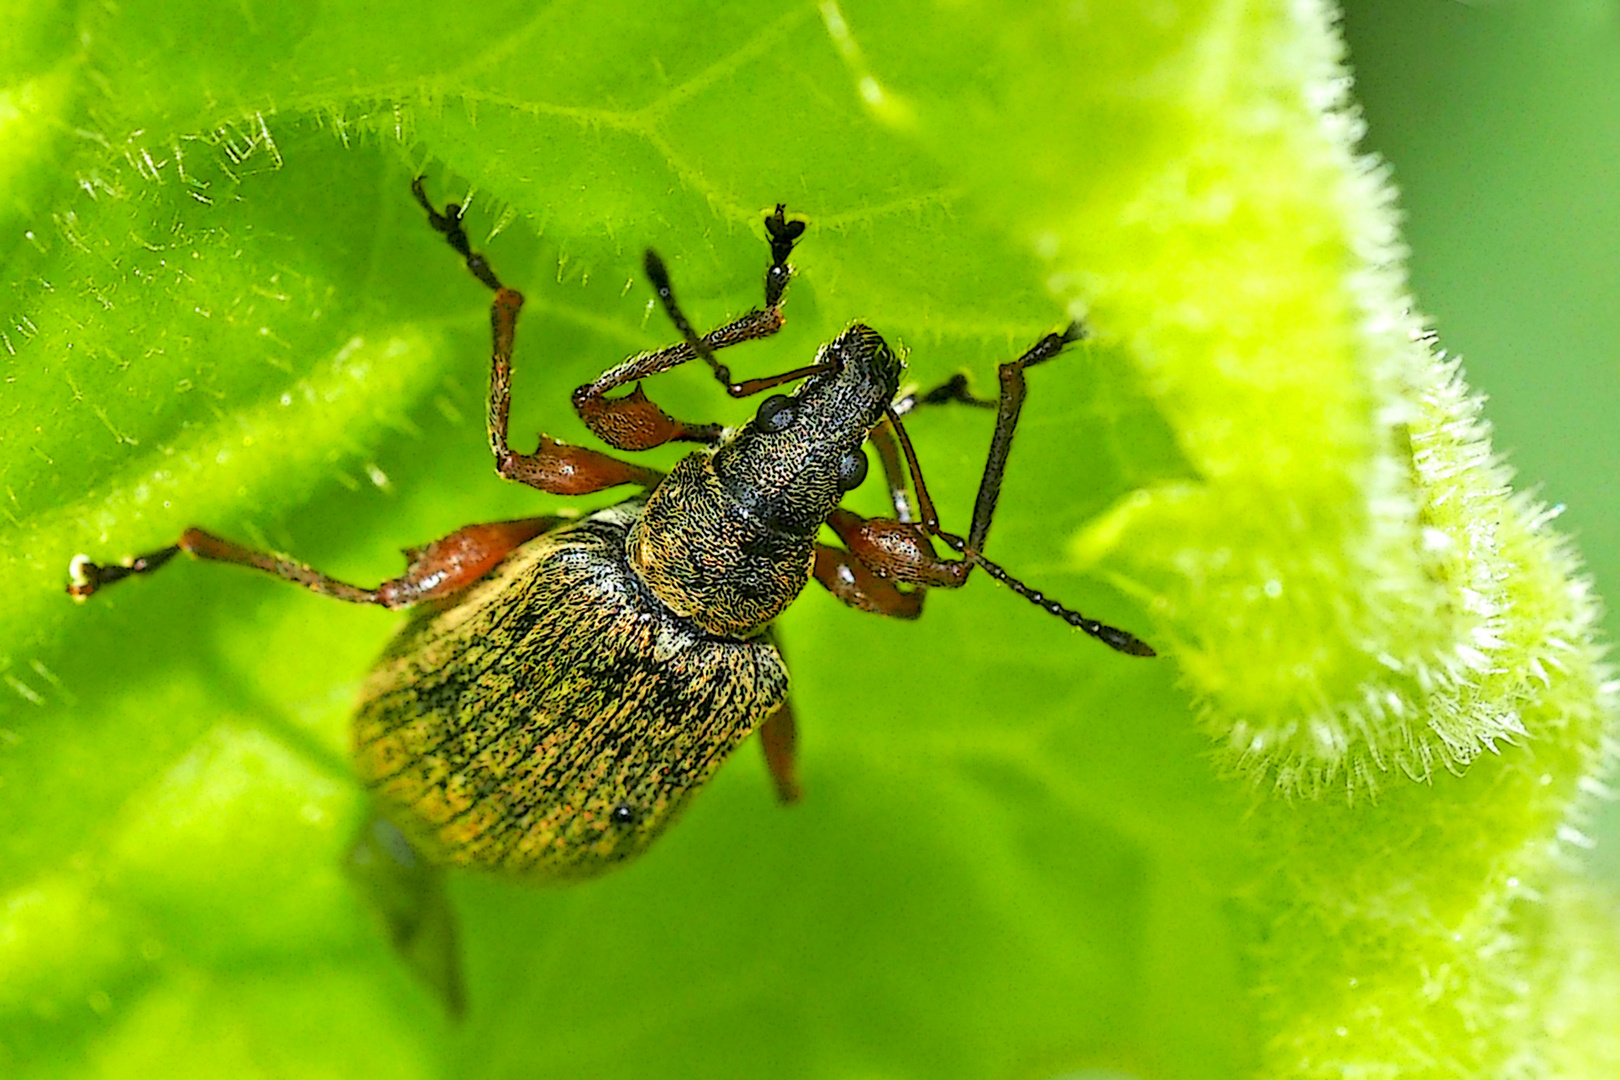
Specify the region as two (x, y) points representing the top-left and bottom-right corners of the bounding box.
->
(355, 326), (899, 877)
(67, 186), (1152, 886)
(354, 499), (785, 877)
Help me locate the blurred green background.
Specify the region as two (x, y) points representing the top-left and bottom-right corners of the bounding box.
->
(1343, 0), (1620, 878)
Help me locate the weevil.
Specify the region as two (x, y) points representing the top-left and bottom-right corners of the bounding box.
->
(68, 179), (1154, 881)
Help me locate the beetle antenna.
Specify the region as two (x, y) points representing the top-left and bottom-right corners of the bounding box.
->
(644, 249), (735, 387)
(937, 533), (1156, 656)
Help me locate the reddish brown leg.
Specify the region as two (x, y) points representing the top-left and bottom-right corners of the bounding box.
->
(861, 370), (1003, 537)
(825, 508), (967, 589)
(570, 291), (805, 451)
(812, 543), (923, 619)
(411, 179), (667, 490)
(882, 325), (1084, 544)
(67, 516), (562, 609)
(500, 435), (665, 494)
(758, 699), (802, 804)
(416, 180), (821, 457)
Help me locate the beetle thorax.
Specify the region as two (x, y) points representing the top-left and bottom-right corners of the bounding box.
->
(626, 324), (901, 640)
(626, 454), (814, 638)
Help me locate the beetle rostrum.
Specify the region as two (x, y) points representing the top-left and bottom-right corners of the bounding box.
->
(67, 183), (1155, 882)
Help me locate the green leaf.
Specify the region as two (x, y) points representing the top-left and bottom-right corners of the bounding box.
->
(2, 1), (1615, 1078)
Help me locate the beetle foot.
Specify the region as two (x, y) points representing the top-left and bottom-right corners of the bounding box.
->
(66, 546), (181, 600)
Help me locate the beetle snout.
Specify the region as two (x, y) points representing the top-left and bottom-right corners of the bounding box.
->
(795, 324), (901, 436)
(828, 324), (902, 403)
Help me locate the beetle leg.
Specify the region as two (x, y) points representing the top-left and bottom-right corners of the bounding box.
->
(868, 418), (917, 525)
(378, 517), (567, 606)
(758, 698), (802, 804)
(816, 417), (956, 617)
(959, 322), (1084, 553)
(882, 323), (1085, 544)
(868, 373), (997, 530)
(867, 367), (1003, 525)
(833, 325), (1154, 656)
(869, 372), (994, 532)
(569, 302), (824, 452)
(825, 508), (968, 590)
(411, 180), (671, 490)
(345, 816), (465, 1018)
(68, 516), (562, 608)
(497, 434), (665, 495)
(891, 371), (998, 418)
(415, 181), (823, 454)
(811, 541), (924, 619)
(570, 206), (832, 452)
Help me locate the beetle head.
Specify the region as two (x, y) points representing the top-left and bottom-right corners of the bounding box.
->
(712, 324), (902, 536)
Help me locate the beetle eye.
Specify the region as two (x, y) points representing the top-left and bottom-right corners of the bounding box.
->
(835, 447), (869, 491)
(611, 803), (640, 826)
(755, 394), (796, 433)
